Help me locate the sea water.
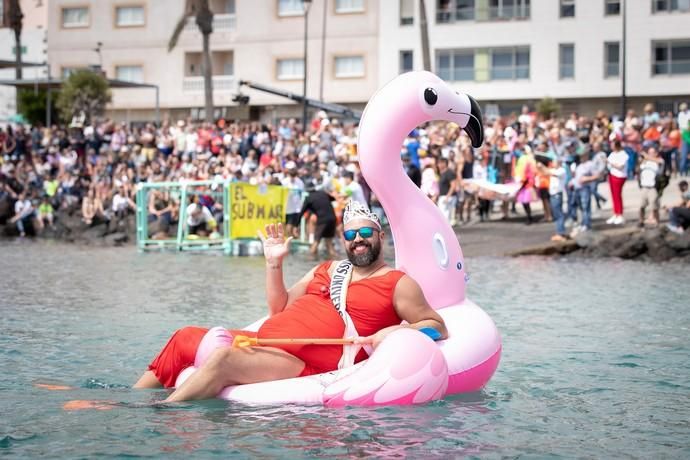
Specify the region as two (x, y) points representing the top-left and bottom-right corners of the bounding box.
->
(1, 241), (688, 458)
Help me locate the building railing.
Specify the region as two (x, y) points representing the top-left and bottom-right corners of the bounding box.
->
(436, 6), (530, 23)
(184, 13), (236, 32)
(182, 75), (235, 92)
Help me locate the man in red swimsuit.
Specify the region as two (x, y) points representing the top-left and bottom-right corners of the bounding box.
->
(134, 201), (447, 402)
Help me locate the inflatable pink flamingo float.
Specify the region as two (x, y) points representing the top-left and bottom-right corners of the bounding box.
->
(176, 71), (501, 406)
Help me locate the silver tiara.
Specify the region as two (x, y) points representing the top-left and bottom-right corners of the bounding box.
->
(343, 200), (381, 228)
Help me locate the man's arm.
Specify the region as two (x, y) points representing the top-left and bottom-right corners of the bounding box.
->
(358, 275), (448, 348)
(259, 223), (314, 316)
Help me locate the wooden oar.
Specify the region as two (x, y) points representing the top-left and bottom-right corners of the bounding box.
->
(231, 328), (441, 348)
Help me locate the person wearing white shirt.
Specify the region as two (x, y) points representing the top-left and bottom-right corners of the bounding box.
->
(280, 163), (305, 238)
(638, 147), (664, 226)
(341, 171), (367, 207)
(538, 159), (567, 241)
(186, 202), (215, 236)
(10, 192), (34, 237)
(678, 102), (690, 176)
(606, 140), (629, 225)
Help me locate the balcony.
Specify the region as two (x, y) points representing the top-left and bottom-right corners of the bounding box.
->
(184, 14), (236, 32)
(183, 75), (235, 92)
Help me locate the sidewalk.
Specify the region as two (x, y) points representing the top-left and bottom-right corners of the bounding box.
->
(455, 176), (686, 258)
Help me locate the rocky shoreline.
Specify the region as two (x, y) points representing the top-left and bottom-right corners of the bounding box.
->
(510, 225), (690, 262)
(3, 206), (689, 262)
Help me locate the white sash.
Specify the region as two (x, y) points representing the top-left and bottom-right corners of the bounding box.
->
(329, 260), (374, 369)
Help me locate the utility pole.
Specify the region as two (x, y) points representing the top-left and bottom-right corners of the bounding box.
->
(302, 0), (313, 132)
(621, 0), (626, 119)
(420, 0), (431, 71)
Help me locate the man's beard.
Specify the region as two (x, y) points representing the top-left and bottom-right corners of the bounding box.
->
(346, 239), (381, 267)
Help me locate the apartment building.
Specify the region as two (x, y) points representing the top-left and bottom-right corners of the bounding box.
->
(382, 0), (690, 116)
(46, 0), (378, 123)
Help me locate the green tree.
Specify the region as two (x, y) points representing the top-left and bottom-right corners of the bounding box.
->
(17, 89), (60, 126)
(536, 97), (561, 120)
(56, 70), (112, 124)
(169, 0), (214, 123)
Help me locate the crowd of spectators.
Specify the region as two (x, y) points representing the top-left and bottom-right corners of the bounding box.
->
(1, 101), (689, 241)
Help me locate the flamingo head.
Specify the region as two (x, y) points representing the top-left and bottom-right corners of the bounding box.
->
(413, 72), (483, 148)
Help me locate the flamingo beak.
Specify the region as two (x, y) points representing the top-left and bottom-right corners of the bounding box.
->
(464, 95), (484, 148)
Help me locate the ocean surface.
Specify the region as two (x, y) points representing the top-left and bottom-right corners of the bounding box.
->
(1, 241), (688, 458)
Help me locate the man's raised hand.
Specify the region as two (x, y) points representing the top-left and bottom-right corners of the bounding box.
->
(257, 223), (293, 266)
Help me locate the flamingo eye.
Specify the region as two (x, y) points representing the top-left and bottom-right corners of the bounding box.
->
(424, 88), (438, 106)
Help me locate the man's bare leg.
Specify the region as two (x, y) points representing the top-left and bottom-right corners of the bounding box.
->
(325, 238), (336, 258)
(133, 371), (163, 389)
(165, 346), (305, 402)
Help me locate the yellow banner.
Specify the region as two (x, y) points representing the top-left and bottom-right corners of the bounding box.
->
(230, 183), (288, 239)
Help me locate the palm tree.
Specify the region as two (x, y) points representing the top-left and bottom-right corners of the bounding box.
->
(169, 0), (214, 123)
(8, 0), (24, 79)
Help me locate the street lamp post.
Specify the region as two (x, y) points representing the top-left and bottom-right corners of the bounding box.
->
(303, 0), (312, 133)
(621, 0), (626, 119)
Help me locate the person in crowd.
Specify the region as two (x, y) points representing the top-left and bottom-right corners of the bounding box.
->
(9, 191), (35, 237)
(569, 148), (599, 236)
(36, 195), (55, 231)
(421, 158), (439, 204)
(666, 180), (690, 234)
(607, 140), (629, 225)
(281, 161), (305, 239)
(638, 147), (664, 227)
(340, 170), (367, 207)
(436, 157), (457, 226)
(299, 184), (337, 258)
(678, 103), (690, 177)
(514, 144), (537, 225)
(402, 152), (421, 188)
(537, 158), (567, 241)
(590, 142), (609, 210)
(133, 202), (447, 402)
(82, 187), (107, 226)
(186, 199), (216, 237)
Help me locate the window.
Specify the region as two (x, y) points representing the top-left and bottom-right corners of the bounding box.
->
(277, 58), (304, 79)
(400, 50), (414, 73)
(560, 0), (575, 17)
(653, 0), (690, 13)
(62, 7), (89, 28)
(436, 50), (474, 81)
(115, 6), (145, 27)
(604, 42), (620, 77)
(489, 0), (530, 19)
(605, 0), (620, 15)
(62, 67), (86, 79)
(278, 0), (304, 16)
(400, 0), (414, 25)
(116, 65), (144, 83)
(491, 47), (529, 79)
(653, 40), (690, 75)
(335, 56), (365, 78)
(559, 44), (575, 79)
(437, 0), (476, 22)
(335, 0), (364, 13)
(456, 0), (476, 20)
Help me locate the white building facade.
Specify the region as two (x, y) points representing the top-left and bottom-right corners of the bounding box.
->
(46, 0), (379, 123)
(381, 0), (690, 117)
(0, 0), (48, 123)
